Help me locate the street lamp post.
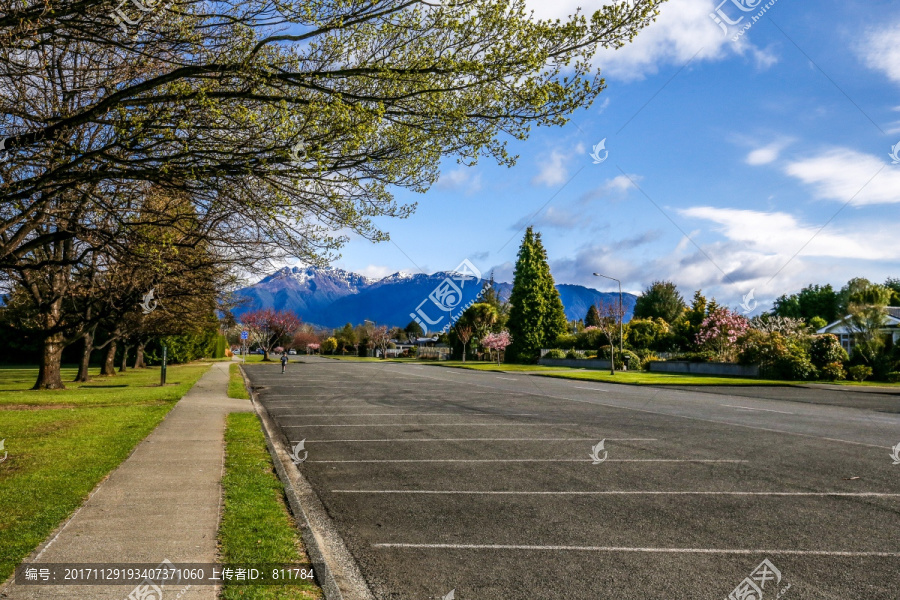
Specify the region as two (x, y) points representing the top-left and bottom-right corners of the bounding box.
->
(593, 273), (624, 371)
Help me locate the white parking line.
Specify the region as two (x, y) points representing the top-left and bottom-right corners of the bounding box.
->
(372, 544), (900, 557)
(276, 413), (539, 418)
(301, 438), (657, 443)
(309, 459), (748, 463)
(334, 490), (900, 496)
(283, 423), (577, 428)
(574, 386), (611, 392)
(496, 377), (518, 381)
(721, 404), (796, 415)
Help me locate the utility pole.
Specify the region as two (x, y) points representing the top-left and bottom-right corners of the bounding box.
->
(593, 273), (624, 371)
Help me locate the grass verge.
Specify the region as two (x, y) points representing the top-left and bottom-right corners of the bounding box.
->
(220, 413), (321, 600)
(0, 363), (210, 582)
(228, 363), (250, 399)
(535, 369), (798, 386)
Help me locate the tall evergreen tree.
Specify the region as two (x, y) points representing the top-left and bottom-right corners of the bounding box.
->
(585, 305), (602, 328)
(632, 280), (686, 324)
(506, 228), (567, 362)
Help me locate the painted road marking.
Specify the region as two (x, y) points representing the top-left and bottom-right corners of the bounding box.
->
(335, 490), (900, 496)
(722, 404), (796, 415)
(309, 459), (748, 463)
(372, 544), (900, 557)
(299, 438), (657, 443)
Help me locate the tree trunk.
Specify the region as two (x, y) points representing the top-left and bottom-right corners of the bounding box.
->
(101, 341), (117, 376)
(134, 341), (146, 369)
(34, 332), (66, 390)
(119, 344), (130, 372)
(75, 330), (94, 383)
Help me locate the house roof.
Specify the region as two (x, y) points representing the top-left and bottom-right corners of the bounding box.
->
(818, 307), (900, 334)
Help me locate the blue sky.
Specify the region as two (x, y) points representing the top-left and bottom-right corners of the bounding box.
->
(315, 0), (899, 314)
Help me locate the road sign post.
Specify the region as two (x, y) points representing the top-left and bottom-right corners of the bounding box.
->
(161, 344), (167, 386)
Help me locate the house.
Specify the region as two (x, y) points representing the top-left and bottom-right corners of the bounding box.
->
(817, 307), (900, 354)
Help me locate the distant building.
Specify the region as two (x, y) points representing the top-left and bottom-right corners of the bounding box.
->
(817, 307), (900, 354)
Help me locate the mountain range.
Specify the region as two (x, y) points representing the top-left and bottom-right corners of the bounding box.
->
(233, 266), (636, 330)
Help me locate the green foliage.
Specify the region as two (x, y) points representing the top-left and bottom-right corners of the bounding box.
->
(841, 278), (891, 309)
(545, 349), (566, 359)
(575, 328), (608, 350)
(672, 350), (719, 363)
(847, 365), (873, 382)
(145, 329), (219, 364)
(820, 362), (846, 381)
(773, 284), (840, 323)
(671, 290), (708, 350)
(213, 335), (228, 359)
(625, 317), (672, 351)
(808, 316), (828, 330)
(506, 228), (567, 362)
(404, 320), (425, 341)
(556, 333), (578, 348)
(809, 335), (848, 369)
(887, 372), (900, 383)
(773, 354), (818, 381)
(633, 281), (686, 323)
(584, 305), (602, 328)
(321, 337), (338, 354)
(617, 349), (641, 371)
(885, 278), (900, 306)
(565, 349), (579, 360)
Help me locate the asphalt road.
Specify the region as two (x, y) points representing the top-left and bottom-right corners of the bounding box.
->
(247, 358), (900, 599)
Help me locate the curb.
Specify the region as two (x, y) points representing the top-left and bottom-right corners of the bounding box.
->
(239, 365), (375, 600)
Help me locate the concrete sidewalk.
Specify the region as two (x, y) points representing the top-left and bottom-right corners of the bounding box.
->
(1, 361), (251, 600)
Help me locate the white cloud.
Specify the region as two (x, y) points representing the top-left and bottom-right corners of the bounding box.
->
(523, 0), (777, 80)
(436, 167), (482, 194)
(858, 20), (900, 84)
(679, 206), (900, 261)
(745, 139), (791, 165)
(783, 148), (900, 205)
(531, 143), (584, 187)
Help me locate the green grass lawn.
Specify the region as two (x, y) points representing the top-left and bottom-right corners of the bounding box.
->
(534, 369), (799, 386)
(219, 413), (321, 600)
(228, 363), (251, 399)
(0, 363), (210, 582)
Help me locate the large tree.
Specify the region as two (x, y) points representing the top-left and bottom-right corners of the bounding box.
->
(773, 283), (840, 324)
(506, 227), (567, 362)
(0, 0), (664, 385)
(632, 280), (686, 324)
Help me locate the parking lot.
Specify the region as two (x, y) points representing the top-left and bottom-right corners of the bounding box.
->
(247, 358), (900, 599)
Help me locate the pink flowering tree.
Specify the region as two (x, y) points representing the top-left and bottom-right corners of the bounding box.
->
(307, 343), (320, 354)
(695, 308), (750, 362)
(242, 309), (303, 361)
(482, 331), (512, 366)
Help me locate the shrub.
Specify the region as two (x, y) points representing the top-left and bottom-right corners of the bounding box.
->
(673, 350), (718, 363)
(847, 365), (873, 382)
(565, 349), (579, 360)
(809, 334), (848, 369)
(819, 362), (846, 381)
(640, 355), (659, 371)
(616, 349), (641, 371)
(576, 327), (607, 350)
(546, 349), (566, 359)
(555, 333), (578, 348)
(887, 372), (900, 383)
(771, 354), (818, 381)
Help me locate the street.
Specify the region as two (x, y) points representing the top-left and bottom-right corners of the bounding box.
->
(247, 358), (900, 599)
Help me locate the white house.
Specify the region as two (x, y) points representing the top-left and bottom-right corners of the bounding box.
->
(817, 307), (900, 354)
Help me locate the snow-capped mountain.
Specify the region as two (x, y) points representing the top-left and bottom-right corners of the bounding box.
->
(233, 266), (635, 329)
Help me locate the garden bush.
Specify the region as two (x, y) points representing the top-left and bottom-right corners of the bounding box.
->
(771, 354), (818, 381)
(809, 334), (848, 369)
(819, 362), (846, 381)
(555, 334), (578, 349)
(847, 365), (873, 382)
(672, 350), (718, 363)
(545, 349), (566, 359)
(887, 372), (900, 383)
(576, 327), (608, 350)
(565, 349), (579, 360)
(617, 349), (641, 371)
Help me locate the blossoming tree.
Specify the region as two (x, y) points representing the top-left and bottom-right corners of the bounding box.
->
(695, 308), (750, 362)
(482, 331), (512, 366)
